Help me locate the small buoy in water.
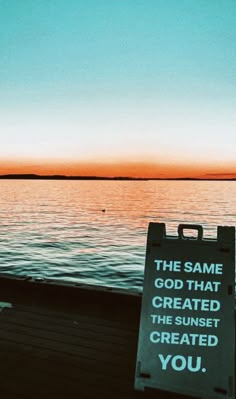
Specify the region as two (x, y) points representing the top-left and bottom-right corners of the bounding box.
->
(102, 209), (106, 212)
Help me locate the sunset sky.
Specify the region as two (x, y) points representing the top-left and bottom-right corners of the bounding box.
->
(0, 1), (235, 178)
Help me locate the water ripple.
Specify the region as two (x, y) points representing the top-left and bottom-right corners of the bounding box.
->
(0, 180), (235, 292)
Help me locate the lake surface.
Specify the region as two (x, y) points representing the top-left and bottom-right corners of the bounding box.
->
(0, 180), (235, 292)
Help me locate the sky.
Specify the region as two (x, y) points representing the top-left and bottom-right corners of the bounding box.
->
(0, 0), (235, 178)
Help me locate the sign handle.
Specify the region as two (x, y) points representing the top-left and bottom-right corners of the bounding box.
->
(178, 224), (203, 240)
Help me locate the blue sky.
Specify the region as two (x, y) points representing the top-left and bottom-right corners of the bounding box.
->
(0, 0), (235, 175)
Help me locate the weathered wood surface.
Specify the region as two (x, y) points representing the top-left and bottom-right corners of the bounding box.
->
(0, 275), (193, 399)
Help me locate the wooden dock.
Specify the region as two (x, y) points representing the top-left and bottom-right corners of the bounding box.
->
(0, 274), (196, 399)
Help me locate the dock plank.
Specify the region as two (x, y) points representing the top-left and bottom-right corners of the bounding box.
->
(0, 276), (196, 399)
(0, 278), (142, 398)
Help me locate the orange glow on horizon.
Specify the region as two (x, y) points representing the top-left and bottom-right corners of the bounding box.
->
(0, 159), (235, 179)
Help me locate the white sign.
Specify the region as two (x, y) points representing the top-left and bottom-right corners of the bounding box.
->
(135, 223), (235, 399)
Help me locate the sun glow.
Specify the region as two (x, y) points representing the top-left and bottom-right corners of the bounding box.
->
(0, 158), (235, 179)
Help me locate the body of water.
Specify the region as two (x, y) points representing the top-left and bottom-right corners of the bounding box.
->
(0, 180), (235, 292)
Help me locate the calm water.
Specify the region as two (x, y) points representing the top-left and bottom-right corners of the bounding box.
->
(0, 180), (235, 292)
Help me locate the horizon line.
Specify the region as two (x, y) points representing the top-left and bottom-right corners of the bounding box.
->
(0, 173), (235, 181)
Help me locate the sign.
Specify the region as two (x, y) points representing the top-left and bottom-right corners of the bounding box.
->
(135, 223), (235, 399)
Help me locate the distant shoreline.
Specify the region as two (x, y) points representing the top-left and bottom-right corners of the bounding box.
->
(0, 174), (235, 181)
